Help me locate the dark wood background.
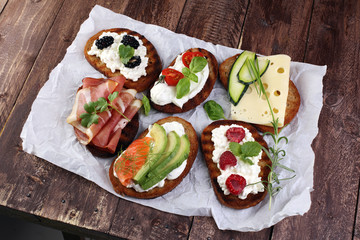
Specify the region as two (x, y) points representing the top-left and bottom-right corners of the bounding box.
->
(0, 0), (359, 239)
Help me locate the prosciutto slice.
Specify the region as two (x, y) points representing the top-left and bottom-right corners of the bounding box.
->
(66, 77), (126, 144)
(91, 89), (137, 148)
(105, 99), (143, 153)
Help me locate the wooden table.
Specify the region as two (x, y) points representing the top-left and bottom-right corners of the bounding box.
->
(0, 0), (359, 239)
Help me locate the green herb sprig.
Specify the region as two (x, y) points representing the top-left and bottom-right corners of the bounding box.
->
(229, 141), (262, 165)
(176, 56), (207, 99)
(118, 45), (134, 64)
(80, 91), (130, 128)
(245, 57), (296, 209)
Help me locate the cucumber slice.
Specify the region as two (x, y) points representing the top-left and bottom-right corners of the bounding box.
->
(238, 57), (270, 85)
(228, 51), (255, 105)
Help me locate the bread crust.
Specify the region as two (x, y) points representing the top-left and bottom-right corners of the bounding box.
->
(219, 54), (301, 133)
(201, 120), (271, 209)
(84, 28), (162, 92)
(150, 48), (218, 113)
(109, 116), (198, 199)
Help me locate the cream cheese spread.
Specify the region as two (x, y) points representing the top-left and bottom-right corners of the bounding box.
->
(88, 32), (148, 81)
(211, 124), (264, 199)
(113, 121), (187, 192)
(150, 54), (209, 108)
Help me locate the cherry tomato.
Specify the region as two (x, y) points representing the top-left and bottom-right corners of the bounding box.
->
(161, 68), (184, 86)
(182, 51), (205, 68)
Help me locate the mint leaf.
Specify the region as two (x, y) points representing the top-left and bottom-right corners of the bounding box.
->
(242, 157), (254, 165)
(203, 100), (226, 120)
(142, 94), (151, 116)
(176, 77), (190, 99)
(241, 141), (262, 157)
(229, 142), (242, 156)
(189, 56), (207, 73)
(119, 45), (134, 64)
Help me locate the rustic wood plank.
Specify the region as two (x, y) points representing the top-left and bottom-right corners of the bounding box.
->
(272, 0), (360, 239)
(176, 0), (248, 47)
(240, 0), (313, 61)
(189, 216), (271, 240)
(0, 0), (192, 239)
(0, 0), (65, 133)
(0, 0), (8, 14)
(354, 180), (360, 240)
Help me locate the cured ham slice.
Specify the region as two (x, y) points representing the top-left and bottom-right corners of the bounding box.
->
(91, 89), (137, 148)
(67, 76), (141, 154)
(105, 99), (143, 153)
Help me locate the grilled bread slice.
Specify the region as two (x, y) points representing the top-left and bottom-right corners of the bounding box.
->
(219, 54), (301, 133)
(150, 48), (218, 113)
(109, 116), (198, 199)
(84, 28), (162, 92)
(201, 120), (271, 209)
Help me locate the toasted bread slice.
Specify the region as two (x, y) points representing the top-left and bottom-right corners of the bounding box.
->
(109, 116), (198, 199)
(201, 120), (271, 209)
(150, 48), (218, 113)
(84, 28), (162, 92)
(219, 54), (301, 133)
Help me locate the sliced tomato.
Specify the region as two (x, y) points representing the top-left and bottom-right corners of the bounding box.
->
(161, 68), (184, 86)
(182, 51), (205, 68)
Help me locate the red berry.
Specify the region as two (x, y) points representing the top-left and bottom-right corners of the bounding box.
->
(226, 127), (245, 143)
(219, 151), (237, 170)
(226, 174), (246, 195)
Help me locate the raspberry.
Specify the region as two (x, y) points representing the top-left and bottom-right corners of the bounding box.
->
(219, 151), (237, 170)
(226, 174), (246, 195)
(226, 127), (245, 143)
(121, 35), (140, 49)
(95, 36), (114, 50)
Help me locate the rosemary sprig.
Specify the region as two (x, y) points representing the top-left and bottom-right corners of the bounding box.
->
(245, 57), (296, 209)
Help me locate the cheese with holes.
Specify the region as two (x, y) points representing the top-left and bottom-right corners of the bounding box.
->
(231, 54), (290, 127)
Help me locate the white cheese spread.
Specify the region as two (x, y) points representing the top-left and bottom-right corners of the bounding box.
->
(113, 121), (187, 192)
(211, 124), (264, 199)
(150, 54), (209, 108)
(88, 32), (148, 81)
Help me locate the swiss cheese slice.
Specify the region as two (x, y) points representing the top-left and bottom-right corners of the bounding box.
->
(231, 54), (291, 127)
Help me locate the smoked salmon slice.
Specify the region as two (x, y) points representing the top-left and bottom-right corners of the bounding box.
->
(114, 137), (152, 186)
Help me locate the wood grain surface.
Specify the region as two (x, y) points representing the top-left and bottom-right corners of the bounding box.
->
(0, 0), (359, 239)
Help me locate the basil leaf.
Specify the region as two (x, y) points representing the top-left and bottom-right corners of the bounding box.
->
(203, 100), (225, 120)
(229, 142), (242, 156)
(182, 67), (190, 77)
(118, 45), (134, 64)
(189, 56), (207, 73)
(176, 77), (190, 99)
(142, 94), (151, 116)
(188, 73), (198, 83)
(241, 141), (262, 157)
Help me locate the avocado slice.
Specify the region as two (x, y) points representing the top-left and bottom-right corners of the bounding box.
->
(133, 123), (168, 183)
(140, 134), (190, 190)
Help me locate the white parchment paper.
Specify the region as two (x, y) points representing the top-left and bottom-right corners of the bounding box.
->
(20, 5), (327, 231)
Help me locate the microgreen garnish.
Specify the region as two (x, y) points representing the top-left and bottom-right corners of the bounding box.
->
(229, 141), (262, 165)
(245, 57), (296, 209)
(176, 56), (207, 99)
(142, 94), (151, 116)
(80, 91), (130, 128)
(118, 45), (134, 64)
(203, 100), (227, 120)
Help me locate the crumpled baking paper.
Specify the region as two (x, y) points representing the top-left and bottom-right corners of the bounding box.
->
(20, 5), (327, 231)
